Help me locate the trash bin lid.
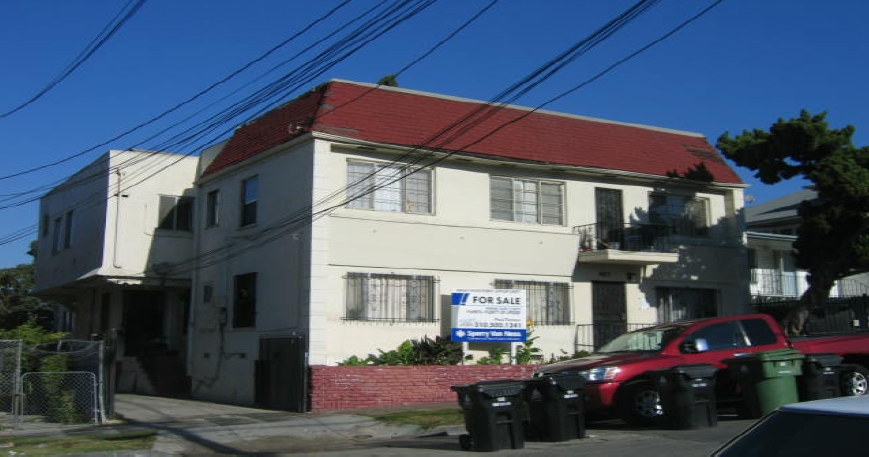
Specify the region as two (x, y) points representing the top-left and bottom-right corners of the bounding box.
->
(753, 348), (804, 361)
(804, 353), (843, 367)
(471, 379), (525, 398)
(672, 363), (717, 379)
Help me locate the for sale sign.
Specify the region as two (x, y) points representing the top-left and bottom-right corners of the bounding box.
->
(450, 289), (527, 342)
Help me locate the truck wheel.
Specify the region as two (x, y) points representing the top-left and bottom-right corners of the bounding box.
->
(840, 364), (869, 396)
(618, 381), (663, 426)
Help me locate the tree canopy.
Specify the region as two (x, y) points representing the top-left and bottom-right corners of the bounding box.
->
(717, 110), (869, 307)
(0, 242), (56, 330)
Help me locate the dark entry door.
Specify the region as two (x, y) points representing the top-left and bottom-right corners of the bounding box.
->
(595, 188), (624, 248)
(122, 291), (163, 357)
(592, 282), (627, 349)
(256, 336), (307, 412)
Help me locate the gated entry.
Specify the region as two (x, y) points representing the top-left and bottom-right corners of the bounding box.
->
(255, 335), (307, 412)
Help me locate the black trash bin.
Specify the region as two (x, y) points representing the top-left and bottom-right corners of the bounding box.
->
(522, 373), (586, 442)
(451, 379), (525, 452)
(798, 353), (843, 401)
(650, 364), (717, 429)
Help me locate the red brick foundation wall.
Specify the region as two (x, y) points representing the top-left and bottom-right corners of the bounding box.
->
(309, 364), (539, 412)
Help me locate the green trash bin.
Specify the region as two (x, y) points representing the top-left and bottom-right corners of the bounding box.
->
(724, 349), (804, 418)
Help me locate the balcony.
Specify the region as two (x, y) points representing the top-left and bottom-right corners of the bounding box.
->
(574, 223), (679, 265)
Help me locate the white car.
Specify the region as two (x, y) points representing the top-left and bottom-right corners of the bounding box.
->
(712, 395), (869, 456)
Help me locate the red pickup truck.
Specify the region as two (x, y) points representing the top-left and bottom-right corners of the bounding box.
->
(535, 313), (869, 425)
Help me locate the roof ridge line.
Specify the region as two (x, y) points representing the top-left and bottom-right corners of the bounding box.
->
(325, 78), (706, 139)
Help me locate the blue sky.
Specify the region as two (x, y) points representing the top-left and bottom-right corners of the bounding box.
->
(1, 0), (867, 268)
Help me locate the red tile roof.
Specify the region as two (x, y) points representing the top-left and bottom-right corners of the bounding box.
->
(202, 80), (742, 184)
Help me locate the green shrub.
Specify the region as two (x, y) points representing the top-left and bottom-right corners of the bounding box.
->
(338, 335), (464, 366)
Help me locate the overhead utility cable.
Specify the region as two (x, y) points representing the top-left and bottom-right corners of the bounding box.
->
(0, 0), (148, 121)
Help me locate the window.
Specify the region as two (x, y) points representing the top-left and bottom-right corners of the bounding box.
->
(656, 287), (717, 322)
(683, 321), (746, 352)
(63, 210), (74, 248)
(206, 190), (219, 228)
(158, 196), (193, 231)
(345, 273), (436, 322)
(494, 279), (570, 325)
(241, 177), (258, 226)
(490, 177), (564, 225)
(41, 214), (49, 238)
(346, 160), (432, 213)
(51, 217), (62, 254)
(649, 193), (709, 236)
(741, 318), (777, 346)
(233, 273), (257, 328)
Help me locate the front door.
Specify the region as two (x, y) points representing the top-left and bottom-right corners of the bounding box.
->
(592, 282), (627, 349)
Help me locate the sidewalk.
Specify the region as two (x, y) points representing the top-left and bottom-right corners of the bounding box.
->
(1, 394), (756, 455)
(114, 394), (454, 454)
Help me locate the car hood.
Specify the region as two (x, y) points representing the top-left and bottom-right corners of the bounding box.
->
(536, 351), (662, 374)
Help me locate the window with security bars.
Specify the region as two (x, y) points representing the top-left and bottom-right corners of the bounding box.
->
(649, 193), (709, 236)
(345, 273), (436, 322)
(346, 160), (432, 213)
(655, 287), (717, 322)
(494, 280), (571, 325)
(490, 177), (564, 225)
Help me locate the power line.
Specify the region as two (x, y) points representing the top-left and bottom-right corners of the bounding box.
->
(187, 0), (729, 274)
(0, 0), (149, 121)
(0, 0), (445, 249)
(0, 0), (353, 183)
(166, 0), (671, 274)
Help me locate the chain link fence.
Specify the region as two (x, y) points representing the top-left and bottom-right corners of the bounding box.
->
(0, 339), (106, 430)
(18, 372), (99, 426)
(0, 340), (22, 429)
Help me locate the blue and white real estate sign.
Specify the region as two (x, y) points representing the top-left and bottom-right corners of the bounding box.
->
(450, 289), (527, 343)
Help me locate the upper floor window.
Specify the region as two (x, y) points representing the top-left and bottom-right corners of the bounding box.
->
(206, 190), (220, 228)
(346, 160), (432, 214)
(649, 193), (709, 236)
(50, 211), (75, 254)
(494, 279), (571, 325)
(157, 196), (193, 231)
(51, 217), (62, 254)
(63, 210), (74, 248)
(41, 214), (49, 238)
(241, 176), (258, 226)
(233, 272), (257, 328)
(490, 177), (564, 225)
(345, 273), (436, 322)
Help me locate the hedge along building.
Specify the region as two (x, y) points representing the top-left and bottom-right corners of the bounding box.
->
(190, 79), (750, 410)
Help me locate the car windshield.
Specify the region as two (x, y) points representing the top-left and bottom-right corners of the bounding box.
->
(713, 410), (869, 456)
(597, 325), (686, 353)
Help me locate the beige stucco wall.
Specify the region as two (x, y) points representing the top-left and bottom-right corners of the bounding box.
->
(189, 136), (750, 404)
(35, 150), (198, 293)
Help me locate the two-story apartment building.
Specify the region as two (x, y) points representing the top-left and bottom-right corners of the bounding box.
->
(34, 149), (198, 396)
(36, 80), (751, 410)
(187, 80), (750, 408)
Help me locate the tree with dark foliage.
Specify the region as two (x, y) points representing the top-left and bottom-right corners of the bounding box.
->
(0, 243), (55, 330)
(717, 110), (869, 313)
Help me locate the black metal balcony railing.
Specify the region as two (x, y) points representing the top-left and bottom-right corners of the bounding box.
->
(574, 223), (675, 254)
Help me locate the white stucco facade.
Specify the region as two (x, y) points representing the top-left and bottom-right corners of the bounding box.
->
(188, 134), (750, 405)
(35, 150), (199, 395)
